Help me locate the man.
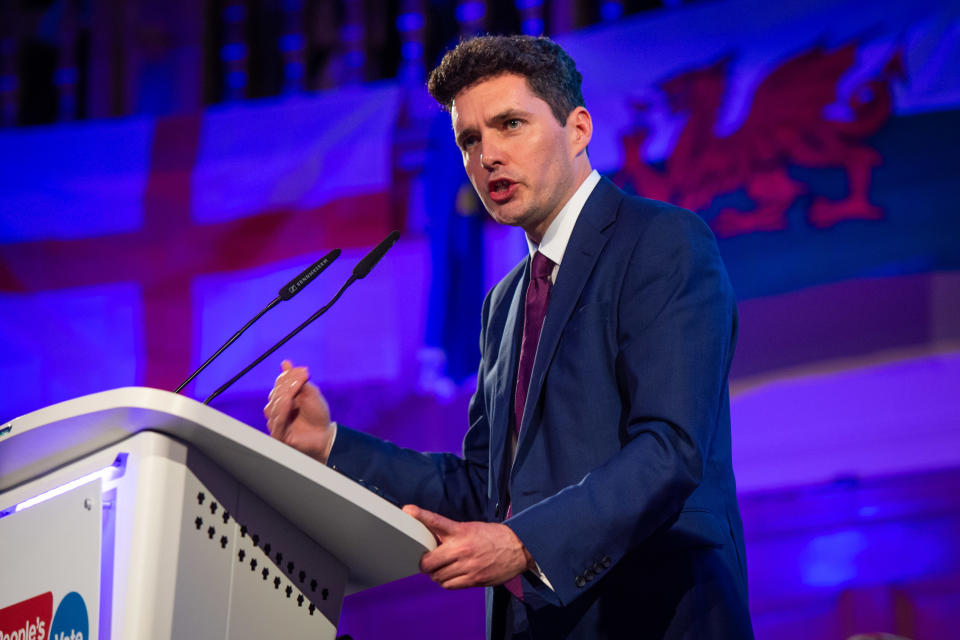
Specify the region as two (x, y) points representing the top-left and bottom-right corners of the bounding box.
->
(265, 35), (753, 639)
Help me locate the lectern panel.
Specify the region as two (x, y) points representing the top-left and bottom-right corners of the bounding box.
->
(0, 481), (102, 640)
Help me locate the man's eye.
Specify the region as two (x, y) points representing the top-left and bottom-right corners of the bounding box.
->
(463, 136), (479, 149)
(506, 119), (521, 129)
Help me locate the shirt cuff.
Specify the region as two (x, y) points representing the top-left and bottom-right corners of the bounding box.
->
(324, 421), (338, 463)
(531, 560), (555, 591)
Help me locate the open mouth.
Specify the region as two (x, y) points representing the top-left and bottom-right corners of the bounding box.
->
(488, 178), (517, 203)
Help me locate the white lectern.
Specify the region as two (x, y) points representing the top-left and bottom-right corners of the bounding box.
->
(0, 387), (435, 639)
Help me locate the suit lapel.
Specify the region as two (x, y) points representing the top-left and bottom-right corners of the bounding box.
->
(515, 178), (622, 457)
(489, 259), (528, 499)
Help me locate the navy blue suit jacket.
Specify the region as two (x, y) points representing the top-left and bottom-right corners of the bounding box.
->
(330, 178), (753, 638)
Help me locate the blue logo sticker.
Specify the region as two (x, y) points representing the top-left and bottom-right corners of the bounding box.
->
(49, 592), (88, 640)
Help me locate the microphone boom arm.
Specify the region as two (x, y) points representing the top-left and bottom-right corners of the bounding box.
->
(174, 296), (280, 394)
(202, 275), (357, 405)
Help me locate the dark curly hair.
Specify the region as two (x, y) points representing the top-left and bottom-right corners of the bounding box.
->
(427, 35), (585, 125)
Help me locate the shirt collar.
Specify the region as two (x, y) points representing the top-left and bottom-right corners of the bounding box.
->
(526, 170), (601, 266)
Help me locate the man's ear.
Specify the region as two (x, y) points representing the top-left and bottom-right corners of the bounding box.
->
(568, 106), (593, 154)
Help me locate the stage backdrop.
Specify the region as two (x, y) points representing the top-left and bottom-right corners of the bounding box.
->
(1, 0), (959, 638)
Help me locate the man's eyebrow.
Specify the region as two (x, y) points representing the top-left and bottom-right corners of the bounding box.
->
(488, 108), (530, 125)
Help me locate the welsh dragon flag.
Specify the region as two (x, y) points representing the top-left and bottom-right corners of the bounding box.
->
(560, 0), (960, 299)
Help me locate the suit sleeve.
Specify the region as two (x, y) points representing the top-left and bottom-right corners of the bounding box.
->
(505, 208), (737, 606)
(327, 293), (495, 523)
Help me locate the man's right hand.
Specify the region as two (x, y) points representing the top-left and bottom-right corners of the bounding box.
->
(264, 360), (335, 463)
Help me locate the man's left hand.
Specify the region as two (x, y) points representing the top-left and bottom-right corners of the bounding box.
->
(403, 504), (534, 589)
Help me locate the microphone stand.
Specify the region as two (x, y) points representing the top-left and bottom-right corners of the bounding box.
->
(203, 275), (357, 405)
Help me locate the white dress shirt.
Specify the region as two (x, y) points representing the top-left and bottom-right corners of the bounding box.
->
(526, 169), (602, 283)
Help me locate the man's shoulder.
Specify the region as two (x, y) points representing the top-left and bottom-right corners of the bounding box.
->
(579, 181), (726, 293)
(589, 177), (710, 236)
(586, 180), (716, 255)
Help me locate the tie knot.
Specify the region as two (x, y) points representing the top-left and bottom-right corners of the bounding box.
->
(531, 251), (554, 280)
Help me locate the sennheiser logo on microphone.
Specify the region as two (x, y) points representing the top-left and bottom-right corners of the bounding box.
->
(290, 258), (330, 294)
(176, 248), (340, 395)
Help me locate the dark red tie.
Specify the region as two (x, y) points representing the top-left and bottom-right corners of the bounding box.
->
(504, 251), (553, 599)
(514, 251), (554, 436)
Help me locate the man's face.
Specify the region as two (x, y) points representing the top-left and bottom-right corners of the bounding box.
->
(451, 73), (589, 241)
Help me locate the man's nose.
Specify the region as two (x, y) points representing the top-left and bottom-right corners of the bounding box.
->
(479, 141), (505, 169)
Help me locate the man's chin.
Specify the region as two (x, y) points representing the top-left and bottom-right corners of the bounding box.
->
(485, 203), (528, 228)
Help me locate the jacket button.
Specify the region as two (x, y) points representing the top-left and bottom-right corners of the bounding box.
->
(592, 562), (603, 573)
(574, 575), (586, 588)
(602, 556), (611, 568)
(584, 569), (595, 581)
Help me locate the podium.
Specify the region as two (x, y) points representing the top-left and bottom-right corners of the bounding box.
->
(0, 387), (435, 639)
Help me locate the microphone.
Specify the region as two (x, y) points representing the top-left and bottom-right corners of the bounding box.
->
(353, 230), (400, 279)
(174, 249), (341, 394)
(280, 250), (341, 300)
(203, 231), (401, 405)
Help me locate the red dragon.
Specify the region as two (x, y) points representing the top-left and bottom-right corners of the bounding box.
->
(613, 43), (905, 238)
